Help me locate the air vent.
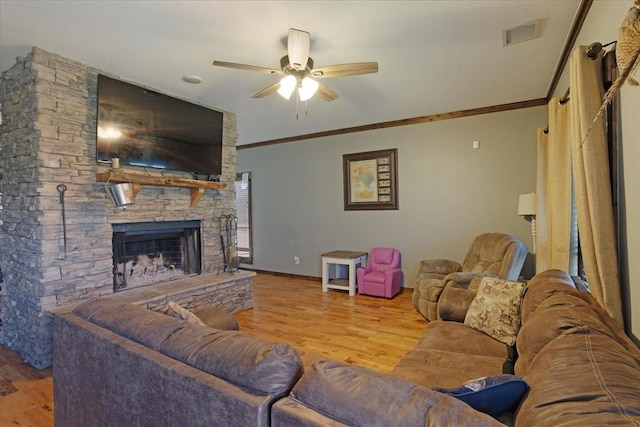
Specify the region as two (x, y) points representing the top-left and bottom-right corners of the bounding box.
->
(503, 19), (542, 46)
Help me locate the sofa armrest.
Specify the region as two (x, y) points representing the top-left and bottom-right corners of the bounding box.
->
(437, 277), (485, 322)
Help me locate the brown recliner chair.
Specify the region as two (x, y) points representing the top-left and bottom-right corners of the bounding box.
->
(412, 233), (528, 321)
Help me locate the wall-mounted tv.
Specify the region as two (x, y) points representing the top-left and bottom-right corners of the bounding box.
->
(96, 74), (224, 177)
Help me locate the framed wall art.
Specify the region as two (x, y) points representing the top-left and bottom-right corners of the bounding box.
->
(343, 148), (398, 210)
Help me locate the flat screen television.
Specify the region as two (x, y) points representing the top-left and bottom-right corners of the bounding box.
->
(96, 74), (224, 177)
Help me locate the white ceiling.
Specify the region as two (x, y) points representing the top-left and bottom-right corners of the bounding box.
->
(0, 1), (582, 146)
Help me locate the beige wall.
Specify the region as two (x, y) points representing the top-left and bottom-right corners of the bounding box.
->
(555, 0), (639, 343)
(237, 106), (545, 284)
(621, 67), (640, 343)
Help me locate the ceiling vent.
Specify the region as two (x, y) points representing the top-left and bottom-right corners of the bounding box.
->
(503, 19), (542, 46)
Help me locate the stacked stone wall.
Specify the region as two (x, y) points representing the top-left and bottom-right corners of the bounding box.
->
(0, 47), (237, 368)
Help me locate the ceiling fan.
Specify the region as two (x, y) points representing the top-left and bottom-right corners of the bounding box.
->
(212, 28), (378, 102)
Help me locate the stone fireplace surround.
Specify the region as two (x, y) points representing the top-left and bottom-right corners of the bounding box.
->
(0, 47), (245, 369)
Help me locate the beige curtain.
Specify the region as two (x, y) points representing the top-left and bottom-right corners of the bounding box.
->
(570, 47), (623, 326)
(536, 97), (573, 274)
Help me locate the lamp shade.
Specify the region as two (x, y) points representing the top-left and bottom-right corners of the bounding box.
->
(517, 193), (536, 216)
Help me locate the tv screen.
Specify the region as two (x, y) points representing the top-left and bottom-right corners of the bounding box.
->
(96, 74), (224, 176)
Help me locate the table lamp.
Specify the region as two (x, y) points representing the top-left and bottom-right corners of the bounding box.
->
(518, 193), (537, 253)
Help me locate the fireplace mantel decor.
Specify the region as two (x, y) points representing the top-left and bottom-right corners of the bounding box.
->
(96, 171), (227, 206)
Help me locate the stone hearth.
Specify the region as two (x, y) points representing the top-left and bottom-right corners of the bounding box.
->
(0, 47), (242, 369)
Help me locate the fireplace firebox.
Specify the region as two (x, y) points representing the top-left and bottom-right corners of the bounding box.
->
(112, 220), (202, 292)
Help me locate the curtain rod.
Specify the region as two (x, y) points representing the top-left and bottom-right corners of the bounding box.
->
(544, 40), (616, 134)
(558, 41), (616, 106)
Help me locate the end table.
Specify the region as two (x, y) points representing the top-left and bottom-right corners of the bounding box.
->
(321, 250), (368, 296)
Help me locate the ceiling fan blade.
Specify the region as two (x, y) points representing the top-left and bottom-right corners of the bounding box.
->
(287, 28), (310, 71)
(316, 82), (339, 102)
(213, 60), (283, 75)
(311, 62), (379, 78)
(252, 82), (281, 98)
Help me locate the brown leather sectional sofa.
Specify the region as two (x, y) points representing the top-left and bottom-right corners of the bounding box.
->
(394, 269), (640, 426)
(53, 269), (640, 426)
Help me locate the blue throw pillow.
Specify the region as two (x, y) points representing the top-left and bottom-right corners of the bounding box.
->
(434, 374), (529, 418)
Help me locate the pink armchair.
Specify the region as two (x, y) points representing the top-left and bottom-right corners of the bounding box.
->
(357, 247), (403, 298)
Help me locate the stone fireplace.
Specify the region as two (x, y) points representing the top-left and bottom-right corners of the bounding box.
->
(0, 47), (249, 369)
(112, 220), (202, 292)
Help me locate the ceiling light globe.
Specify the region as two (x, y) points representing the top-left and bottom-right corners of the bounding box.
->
(298, 77), (319, 101)
(277, 75), (297, 100)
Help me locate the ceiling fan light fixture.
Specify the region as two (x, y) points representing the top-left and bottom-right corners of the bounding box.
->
(277, 75), (297, 99)
(213, 27), (377, 104)
(298, 77), (319, 101)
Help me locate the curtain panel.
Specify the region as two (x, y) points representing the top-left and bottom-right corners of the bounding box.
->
(536, 97), (573, 274)
(569, 47), (623, 326)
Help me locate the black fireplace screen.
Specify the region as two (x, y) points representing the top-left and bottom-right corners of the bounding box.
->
(112, 220), (201, 291)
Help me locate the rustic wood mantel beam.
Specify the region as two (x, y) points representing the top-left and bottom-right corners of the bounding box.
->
(96, 171), (226, 206)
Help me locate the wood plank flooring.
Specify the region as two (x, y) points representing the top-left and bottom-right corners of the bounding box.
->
(0, 273), (426, 426)
(235, 273), (426, 373)
(0, 346), (54, 426)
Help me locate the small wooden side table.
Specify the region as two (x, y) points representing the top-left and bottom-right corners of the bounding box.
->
(321, 250), (368, 296)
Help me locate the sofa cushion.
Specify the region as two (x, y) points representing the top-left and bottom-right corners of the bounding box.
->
(434, 374), (529, 418)
(192, 305), (239, 330)
(393, 321), (506, 389)
(514, 330), (640, 426)
(73, 299), (301, 397)
(158, 325), (302, 396)
(416, 321), (506, 358)
(167, 300), (206, 326)
(464, 278), (526, 346)
(519, 269), (584, 323)
(516, 291), (619, 375)
(514, 269), (640, 425)
(516, 269), (638, 376)
(291, 358), (502, 426)
(73, 299), (184, 350)
(162, 301), (239, 330)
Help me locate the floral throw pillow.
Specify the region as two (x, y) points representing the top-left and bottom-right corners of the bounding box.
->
(464, 277), (527, 346)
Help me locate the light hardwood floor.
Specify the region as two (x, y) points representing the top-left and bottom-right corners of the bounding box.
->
(0, 273), (426, 426)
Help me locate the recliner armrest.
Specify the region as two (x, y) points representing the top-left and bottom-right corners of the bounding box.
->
(358, 265), (373, 275)
(443, 271), (498, 284)
(385, 268), (404, 280)
(437, 277), (487, 322)
(417, 259), (461, 276)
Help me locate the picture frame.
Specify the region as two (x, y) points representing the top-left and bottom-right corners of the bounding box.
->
(343, 148), (398, 210)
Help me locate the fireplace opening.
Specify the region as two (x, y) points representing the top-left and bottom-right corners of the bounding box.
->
(112, 220), (202, 292)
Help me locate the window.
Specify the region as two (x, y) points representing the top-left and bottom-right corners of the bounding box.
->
(235, 172), (253, 264)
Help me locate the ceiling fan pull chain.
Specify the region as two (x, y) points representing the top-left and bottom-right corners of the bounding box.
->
(296, 95), (300, 120)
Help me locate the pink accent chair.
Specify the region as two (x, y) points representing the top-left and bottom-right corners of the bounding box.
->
(357, 247), (403, 298)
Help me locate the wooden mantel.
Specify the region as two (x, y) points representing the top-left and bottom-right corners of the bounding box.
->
(96, 171), (227, 206)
